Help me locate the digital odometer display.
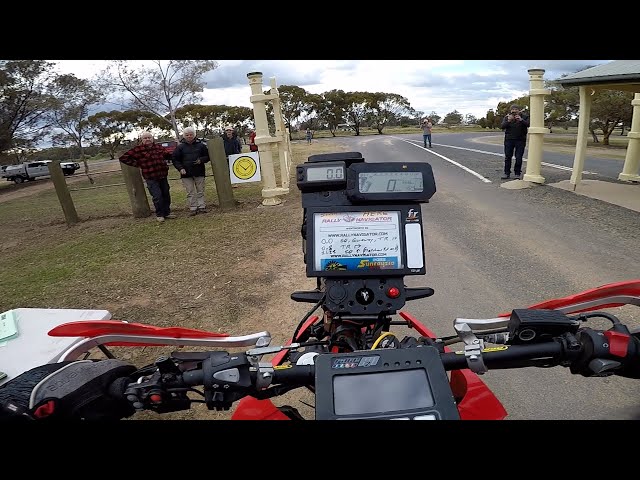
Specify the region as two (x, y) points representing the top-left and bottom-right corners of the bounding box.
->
(358, 171), (424, 193)
(307, 165), (345, 182)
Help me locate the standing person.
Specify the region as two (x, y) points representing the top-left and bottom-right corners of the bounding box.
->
(248, 128), (258, 152)
(222, 126), (242, 157)
(500, 104), (530, 180)
(306, 128), (312, 144)
(421, 119), (433, 148)
(172, 126), (210, 216)
(119, 131), (174, 223)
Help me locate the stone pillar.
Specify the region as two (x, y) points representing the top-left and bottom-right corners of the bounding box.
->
(618, 93), (640, 182)
(522, 68), (549, 184)
(570, 86), (593, 188)
(247, 72), (283, 206)
(269, 77), (292, 191)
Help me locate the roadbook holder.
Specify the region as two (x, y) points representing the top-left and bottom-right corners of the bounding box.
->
(296, 152), (436, 316)
(296, 152), (458, 419)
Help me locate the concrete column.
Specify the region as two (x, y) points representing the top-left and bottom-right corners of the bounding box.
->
(570, 86), (593, 188)
(247, 71), (283, 206)
(618, 93), (640, 182)
(269, 77), (292, 191)
(523, 68), (549, 184)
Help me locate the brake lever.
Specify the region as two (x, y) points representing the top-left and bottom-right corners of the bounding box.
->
(454, 323), (488, 375)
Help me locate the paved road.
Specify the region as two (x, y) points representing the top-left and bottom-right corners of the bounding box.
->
(398, 131), (627, 181)
(321, 134), (640, 420)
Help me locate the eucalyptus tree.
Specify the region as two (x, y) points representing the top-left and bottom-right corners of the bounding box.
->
(442, 110), (463, 128)
(302, 93), (324, 131)
(343, 92), (371, 136)
(365, 92), (411, 134)
(86, 110), (138, 159)
(590, 90), (634, 145)
(0, 60), (58, 157)
(315, 89), (348, 136)
(428, 112), (441, 125)
(268, 85), (314, 139)
(175, 104), (253, 139)
(47, 74), (105, 182)
(99, 60), (219, 141)
(544, 83), (579, 132)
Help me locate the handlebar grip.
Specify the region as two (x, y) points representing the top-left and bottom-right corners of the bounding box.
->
(271, 365), (315, 385)
(181, 370), (204, 386)
(440, 341), (565, 371)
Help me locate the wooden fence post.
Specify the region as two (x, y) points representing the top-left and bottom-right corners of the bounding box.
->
(50, 160), (79, 226)
(207, 137), (236, 209)
(120, 162), (151, 218)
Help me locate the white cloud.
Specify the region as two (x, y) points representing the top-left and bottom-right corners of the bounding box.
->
(52, 59), (611, 120)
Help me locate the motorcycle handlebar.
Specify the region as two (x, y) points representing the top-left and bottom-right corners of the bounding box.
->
(174, 342), (566, 388)
(110, 327), (640, 416)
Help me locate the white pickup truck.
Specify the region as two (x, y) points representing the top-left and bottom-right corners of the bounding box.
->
(1, 160), (81, 184)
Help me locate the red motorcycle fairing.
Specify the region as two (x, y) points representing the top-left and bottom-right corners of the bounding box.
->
(499, 279), (640, 317)
(48, 320), (229, 347)
(231, 311), (508, 420)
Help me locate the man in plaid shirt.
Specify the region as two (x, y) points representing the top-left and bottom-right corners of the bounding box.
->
(119, 131), (174, 222)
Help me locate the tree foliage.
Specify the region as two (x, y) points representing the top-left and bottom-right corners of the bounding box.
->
(365, 93), (411, 134)
(100, 60), (219, 141)
(174, 104), (254, 139)
(86, 110), (138, 159)
(591, 89), (634, 145)
(47, 74), (105, 181)
(442, 110), (463, 127)
(0, 60), (58, 156)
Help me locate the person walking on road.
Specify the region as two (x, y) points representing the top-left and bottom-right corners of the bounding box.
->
(421, 119), (433, 148)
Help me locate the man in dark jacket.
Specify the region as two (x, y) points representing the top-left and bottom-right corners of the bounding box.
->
(222, 126), (242, 157)
(172, 126), (210, 215)
(500, 104), (530, 180)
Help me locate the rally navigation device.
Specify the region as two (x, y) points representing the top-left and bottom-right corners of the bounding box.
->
(293, 152), (459, 420)
(292, 152), (436, 317)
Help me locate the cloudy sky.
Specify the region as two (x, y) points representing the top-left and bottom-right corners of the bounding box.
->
(53, 60), (610, 120)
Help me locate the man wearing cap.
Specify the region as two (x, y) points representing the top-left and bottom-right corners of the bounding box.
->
(222, 126), (242, 157)
(500, 105), (530, 180)
(119, 131), (175, 223)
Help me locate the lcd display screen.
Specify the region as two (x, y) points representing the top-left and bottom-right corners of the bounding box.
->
(306, 165), (345, 182)
(333, 369), (434, 415)
(358, 171), (424, 193)
(313, 211), (403, 272)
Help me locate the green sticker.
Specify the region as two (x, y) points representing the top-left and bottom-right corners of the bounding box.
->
(0, 309), (18, 342)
